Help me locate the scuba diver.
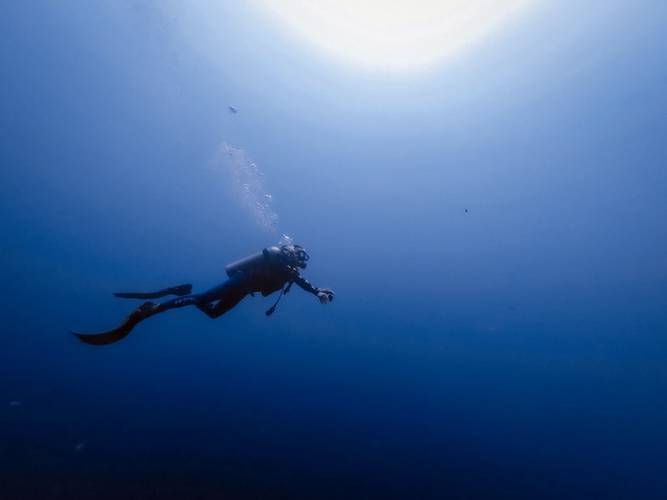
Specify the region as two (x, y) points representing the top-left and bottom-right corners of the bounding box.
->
(73, 243), (335, 346)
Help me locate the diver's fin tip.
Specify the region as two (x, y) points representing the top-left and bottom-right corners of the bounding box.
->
(113, 285), (192, 299)
(71, 331), (103, 346)
(72, 335), (115, 346)
(70, 326), (134, 346)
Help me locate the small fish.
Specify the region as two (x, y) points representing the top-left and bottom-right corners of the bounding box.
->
(8, 400), (21, 407)
(228, 105), (238, 114)
(74, 441), (87, 453)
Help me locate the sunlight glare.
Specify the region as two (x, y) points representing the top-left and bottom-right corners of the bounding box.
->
(254, 0), (534, 71)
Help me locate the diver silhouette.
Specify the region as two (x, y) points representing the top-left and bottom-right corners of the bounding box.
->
(73, 244), (335, 345)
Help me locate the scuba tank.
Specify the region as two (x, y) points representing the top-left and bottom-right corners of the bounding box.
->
(225, 246), (282, 278)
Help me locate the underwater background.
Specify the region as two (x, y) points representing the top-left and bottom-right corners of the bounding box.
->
(1, 1), (666, 498)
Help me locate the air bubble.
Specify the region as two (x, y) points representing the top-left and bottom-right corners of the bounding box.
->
(216, 143), (280, 232)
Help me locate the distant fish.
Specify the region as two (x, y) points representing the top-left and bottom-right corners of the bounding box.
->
(74, 441), (87, 453)
(8, 400), (21, 407)
(228, 105), (238, 114)
(464, 208), (469, 213)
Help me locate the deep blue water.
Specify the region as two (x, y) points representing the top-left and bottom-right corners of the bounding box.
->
(2, 2), (666, 499)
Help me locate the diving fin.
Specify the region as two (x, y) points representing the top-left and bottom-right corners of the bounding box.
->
(113, 284), (192, 299)
(72, 302), (156, 346)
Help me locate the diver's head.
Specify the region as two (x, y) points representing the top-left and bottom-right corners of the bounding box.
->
(279, 244), (310, 269)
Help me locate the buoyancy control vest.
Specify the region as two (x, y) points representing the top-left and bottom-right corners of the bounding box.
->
(225, 246), (291, 296)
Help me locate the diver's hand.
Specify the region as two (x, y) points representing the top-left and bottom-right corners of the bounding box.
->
(317, 288), (335, 304)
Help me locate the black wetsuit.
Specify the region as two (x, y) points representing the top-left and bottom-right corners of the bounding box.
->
(154, 262), (319, 318)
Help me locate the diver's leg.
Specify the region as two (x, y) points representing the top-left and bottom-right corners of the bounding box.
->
(143, 273), (245, 314)
(151, 294), (200, 313)
(195, 291), (247, 319)
(72, 277), (245, 346)
(74, 291), (212, 346)
(193, 275), (249, 319)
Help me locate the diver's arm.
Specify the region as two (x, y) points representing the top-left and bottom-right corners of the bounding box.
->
(292, 274), (318, 295)
(292, 274), (335, 303)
